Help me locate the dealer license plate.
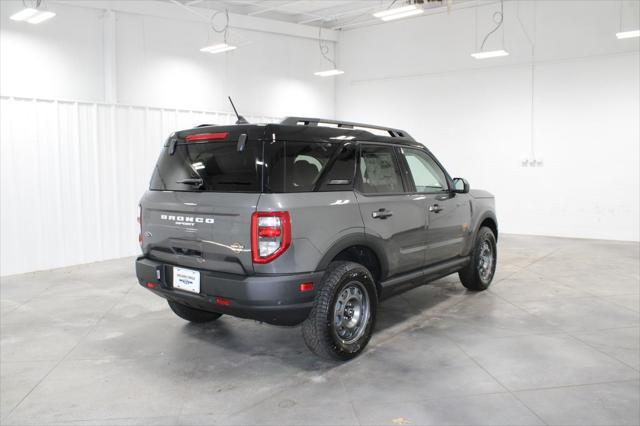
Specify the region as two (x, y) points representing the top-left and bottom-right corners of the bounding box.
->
(173, 267), (200, 294)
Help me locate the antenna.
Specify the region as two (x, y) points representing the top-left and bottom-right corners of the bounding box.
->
(228, 96), (249, 124)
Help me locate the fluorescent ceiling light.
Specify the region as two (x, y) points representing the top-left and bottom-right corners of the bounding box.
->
(471, 49), (509, 59)
(616, 30), (640, 39)
(26, 11), (56, 24)
(10, 8), (39, 21)
(373, 4), (423, 21)
(200, 43), (237, 54)
(314, 69), (345, 77)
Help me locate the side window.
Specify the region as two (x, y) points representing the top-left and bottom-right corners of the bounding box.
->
(318, 143), (356, 191)
(265, 141), (341, 192)
(357, 145), (405, 194)
(400, 148), (449, 193)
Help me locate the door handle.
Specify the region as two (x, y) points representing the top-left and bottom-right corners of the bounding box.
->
(429, 204), (443, 213)
(372, 208), (393, 219)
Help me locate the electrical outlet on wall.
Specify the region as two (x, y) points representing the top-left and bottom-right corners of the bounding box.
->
(521, 156), (544, 167)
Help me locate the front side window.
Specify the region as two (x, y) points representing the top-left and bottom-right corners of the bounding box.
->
(357, 145), (405, 194)
(400, 148), (448, 193)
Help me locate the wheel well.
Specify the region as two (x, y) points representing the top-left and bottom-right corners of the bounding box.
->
(480, 218), (498, 240)
(331, 245), (382, 284)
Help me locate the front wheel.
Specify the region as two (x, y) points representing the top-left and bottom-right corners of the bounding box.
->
(302, 262), (377, 361)
(459, 226), (497, 291)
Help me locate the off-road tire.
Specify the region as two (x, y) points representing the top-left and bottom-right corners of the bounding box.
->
(459, 226), (497, 291)
(168, 300), (223, 323)
(302, 261), (377, 361)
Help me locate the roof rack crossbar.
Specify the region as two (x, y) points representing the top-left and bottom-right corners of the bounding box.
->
(280, 117), (414, 140)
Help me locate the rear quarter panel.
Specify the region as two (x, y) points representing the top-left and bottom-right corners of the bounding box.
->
(255, 191), (364, 274)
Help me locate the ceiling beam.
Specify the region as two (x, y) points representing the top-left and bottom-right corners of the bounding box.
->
(333, 0), (500, 30)
(247, 0), (303, 17)
(297, 3), (383, 25)
(50, 0), (338, 41)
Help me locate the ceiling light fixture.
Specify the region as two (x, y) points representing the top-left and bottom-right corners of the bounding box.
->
(616, 29), (640, 39)
(10, 8), (39, 21)
(471, 0), (508, 59)
(10, 0), (56, 24)
(373, 4), (423, 22)
(26, 10), (56, 24)
(314, 69), (345, 77)
(314, 22), (343, 77)
(201, 9), (237, 54)
(200, 43), (237, 54)
(471, 49), (509, 59)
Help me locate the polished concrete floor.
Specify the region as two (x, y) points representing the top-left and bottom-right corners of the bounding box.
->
(1, 235), (639, 426)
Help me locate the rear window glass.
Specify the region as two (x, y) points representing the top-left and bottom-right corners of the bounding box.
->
(264, 141), (353, 193)
(150, 141), (260, 192)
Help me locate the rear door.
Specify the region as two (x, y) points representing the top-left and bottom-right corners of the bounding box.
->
(140, 134), (262, 275)
(354, 144), (428, 278)
(397, 147), (470, 265)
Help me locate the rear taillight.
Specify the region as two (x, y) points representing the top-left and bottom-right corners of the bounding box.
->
(251, 211), (291, 264)
(137, 205), (143, 246)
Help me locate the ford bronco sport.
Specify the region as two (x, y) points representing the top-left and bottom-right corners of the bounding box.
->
(135, 117), (498, 360)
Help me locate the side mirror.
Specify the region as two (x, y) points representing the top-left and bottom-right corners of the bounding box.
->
(452, 178), (470, 194)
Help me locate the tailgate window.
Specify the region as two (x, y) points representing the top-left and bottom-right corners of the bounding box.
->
(150, 141), (261, 192)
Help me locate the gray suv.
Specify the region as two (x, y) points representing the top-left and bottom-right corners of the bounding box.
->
(135, 117), (498, 360)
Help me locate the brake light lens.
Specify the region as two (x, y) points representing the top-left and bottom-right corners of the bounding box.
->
(215, 297), (231, 306)
(251, 211), (291, 264)
(185, 132), (229, 142)
(299, 282), (314, 292)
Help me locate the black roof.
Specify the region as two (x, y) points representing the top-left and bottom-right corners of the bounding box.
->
(174, 117), (421, 148)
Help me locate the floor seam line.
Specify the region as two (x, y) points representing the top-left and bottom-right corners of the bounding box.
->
(444, 335), (550, 426)
(3, 283), (136, 421)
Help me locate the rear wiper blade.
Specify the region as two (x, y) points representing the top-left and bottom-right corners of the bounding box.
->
(176, 178), (204, 188)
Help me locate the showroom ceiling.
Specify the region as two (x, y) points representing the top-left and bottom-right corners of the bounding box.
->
(167, 0), (466, 30)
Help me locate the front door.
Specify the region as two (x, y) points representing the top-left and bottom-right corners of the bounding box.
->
(397, 147), (471, 265)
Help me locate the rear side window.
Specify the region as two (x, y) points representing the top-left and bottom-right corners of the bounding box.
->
(150, 141), (260, 192)
(356, 145), (405, 194)
(264, 141), (351, 192)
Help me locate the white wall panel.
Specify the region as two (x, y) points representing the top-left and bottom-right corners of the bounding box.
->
(0, 96), (279, 276)
(337, 0), (640, 242)
(0, 0), (337, 118)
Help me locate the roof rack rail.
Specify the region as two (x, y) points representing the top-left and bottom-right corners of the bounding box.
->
(280, 117), (414, 140)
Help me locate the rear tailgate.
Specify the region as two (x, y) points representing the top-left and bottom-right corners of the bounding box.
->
(140, 128), (263, 275)
(141, 191), (258, 275)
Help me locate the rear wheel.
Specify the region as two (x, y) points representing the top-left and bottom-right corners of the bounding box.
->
(302, 262), (377, 361)
(459, 226), (497, 291)
(168, 301), (222, 323)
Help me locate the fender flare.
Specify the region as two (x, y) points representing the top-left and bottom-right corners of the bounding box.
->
(474, 211), (499, 240)
(315, 232), (389, 281)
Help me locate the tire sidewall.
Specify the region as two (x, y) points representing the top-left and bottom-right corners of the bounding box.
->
(325, 264), (377, 360)
(474, 228), (497, 287)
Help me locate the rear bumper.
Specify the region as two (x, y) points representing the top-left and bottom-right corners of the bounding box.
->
(135, 257), (324, 325)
